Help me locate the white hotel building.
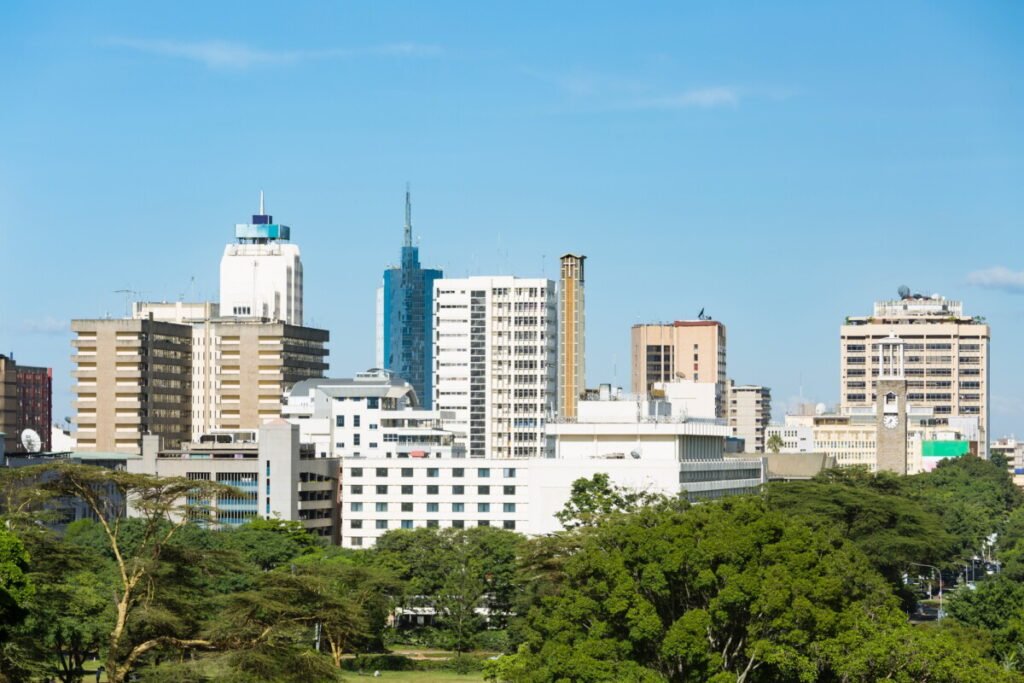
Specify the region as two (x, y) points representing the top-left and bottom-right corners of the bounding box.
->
(433, 277), (557, 459)
(336, 385), (765, 548)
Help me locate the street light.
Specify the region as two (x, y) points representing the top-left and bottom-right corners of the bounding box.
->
(908, 562), (943, 619)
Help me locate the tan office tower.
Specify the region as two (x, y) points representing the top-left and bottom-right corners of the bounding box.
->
(558, 254), (586, 419)
(71, 317), (193, 453)
(191, 319), (329, 437)
(840, 292), (990, 456)
(631, 320), (727, 416)
(726, 381), (771, 452)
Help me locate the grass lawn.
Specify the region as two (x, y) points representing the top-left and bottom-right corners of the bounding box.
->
(344, 673), (485, 682)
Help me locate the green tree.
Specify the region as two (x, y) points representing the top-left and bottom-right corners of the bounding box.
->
(555, 473), (665, 529)
(766, 433), (783, 454)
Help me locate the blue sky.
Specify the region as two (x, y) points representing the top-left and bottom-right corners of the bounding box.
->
(1, 1), (1022, 436)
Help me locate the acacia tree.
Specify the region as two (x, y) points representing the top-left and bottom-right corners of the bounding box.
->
(40, 463), (234, 683)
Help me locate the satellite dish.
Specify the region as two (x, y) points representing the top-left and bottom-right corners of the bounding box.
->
(815, 403), (827, 416)
(630, 450), (641, 459)
(897, 285), (910, 299)
(20, 428), (42, 453)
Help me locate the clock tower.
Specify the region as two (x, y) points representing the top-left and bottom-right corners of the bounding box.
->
(876, 335), (908, 474)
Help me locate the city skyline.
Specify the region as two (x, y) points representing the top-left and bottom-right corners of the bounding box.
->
(2, 2), (1022, 437)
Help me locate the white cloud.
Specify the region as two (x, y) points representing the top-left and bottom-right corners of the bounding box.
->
(629, 86), (741, 110)
(18, 317), (69, 335)
(966, 266), (1024, 294)
(108, 38), (441, 69)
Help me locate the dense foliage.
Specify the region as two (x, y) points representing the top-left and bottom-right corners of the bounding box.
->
(0, 455), (1020, 681)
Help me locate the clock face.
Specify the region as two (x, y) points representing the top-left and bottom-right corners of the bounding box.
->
(883, 414), (899, 429)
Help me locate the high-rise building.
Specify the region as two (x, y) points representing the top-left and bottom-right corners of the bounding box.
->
(0, 355), (53, 453)
(220, 193), (303, 325)
(433, 276), (557, 459)
(71, 317), (192, 452)
(557, 254), (586, 419)
(726, 381), (771, 453)
(631, 320), (727, 416)
(840, 292), (990, 456)
(376, 189), (443, 408)
(132, 302), (329, 441)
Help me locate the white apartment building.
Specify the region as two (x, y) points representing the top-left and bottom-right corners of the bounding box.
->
(339, 388), (765, 548)
(726, 382), (771, 453)
(433, 276), (557, 459)
(765, 414), (815, 453)
(220, 195), (304, 326)
(282, 369), (460, 459)
(841, 292), (990, 456)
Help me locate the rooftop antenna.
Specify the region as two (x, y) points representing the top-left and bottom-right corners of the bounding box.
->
(259, 190), (265, 215)
(404, 183), (413, 248)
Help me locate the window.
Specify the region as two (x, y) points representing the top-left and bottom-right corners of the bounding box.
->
(426, 520), (439, 528)
(478, 468), (491, 478)
(354, 415), (361, 427)
(376, 485), (388, 495)
(453, 485), (465, 495)
(427, 468), (440, 478)
(350, 485), (363, 495)
(427, 485), (439, 495)
(350, 537), (362, 547)
(401, 485), (413, 495)
(350, 519), (363, 529)
(452, 520), (465, 529)
(375, 502), (388, 512)
(478, 521), (491, 527)
(503, 520), (516, 530)
(401, 520), (413, 529)
(376, 468), (388, 478)
(351, 468), (363, 478)
(453, 468), (465, 478)
(350, 502), (363, 512)
(478, 503), (491, 512)
(401, 468), (413, 477)
(503, 485), (515, 495)
(354, 434), (361, 446)
(503, 467), (516, 478)
(367, 398), (379, 409)
(375, 520), (388, 530)
(478, 485), (490, 495)
(335, 415), (345, 427)
(401, 502), (413, 512)
(503, 503), (516, 513)
(427, 503), (439, 512)
(453, 503), (465, 512)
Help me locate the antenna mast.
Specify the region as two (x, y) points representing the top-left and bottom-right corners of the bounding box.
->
(404, 183), (412, 248)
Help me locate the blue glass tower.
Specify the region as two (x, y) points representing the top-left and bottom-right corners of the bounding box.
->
(380, 189), (443, 408)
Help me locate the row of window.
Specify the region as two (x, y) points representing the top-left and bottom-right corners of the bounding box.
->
(349, 467), (516, 478)
(351, 501), (517, 513)
(349, 484), (517, 495)
(349, 519), (517, 541)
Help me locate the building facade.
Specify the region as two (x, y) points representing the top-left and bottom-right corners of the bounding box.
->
(557, 254), (586, 419)
(376, 190), (443, 409)
(132, 422), (341, 540)
(0, 355), (52, 453)
(433, 276), (557, 459)
(991, 438), (1024, 487)
(840, 293), (990, 456)
(282, 369), (460, 460)
(726, 382), (771, 453)
(219, 194), (303, 325)
(631, 321), (727, 416)
(71, 317), (193, 453)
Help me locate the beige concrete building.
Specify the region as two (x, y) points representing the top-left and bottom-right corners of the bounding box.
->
(991, 438), (1024, 487)
(631, 320), (727, 416)
(557, 254), (586, 419)
(71, 317), (193, 453)
(190, 319), (329, 439)
(840, 293), (990, 456)
(726, 382), (771, 453)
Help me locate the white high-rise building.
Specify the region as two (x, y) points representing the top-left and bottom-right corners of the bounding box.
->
(220, 194), (304, 325)
(433, 276), (557, 459)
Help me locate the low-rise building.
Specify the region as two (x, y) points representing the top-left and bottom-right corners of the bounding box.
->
(130, 421), (341, 541)
(991, 437), (1024, 487)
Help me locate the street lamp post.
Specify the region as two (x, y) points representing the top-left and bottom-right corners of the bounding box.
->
(909, 562), (942, 619)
